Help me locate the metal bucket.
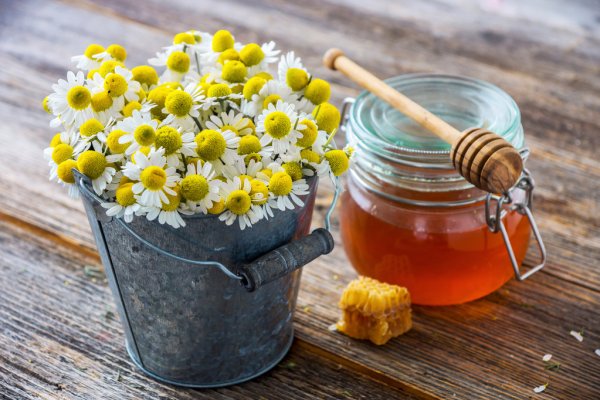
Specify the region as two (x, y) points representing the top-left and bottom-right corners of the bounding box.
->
(74, 171), (336, 388)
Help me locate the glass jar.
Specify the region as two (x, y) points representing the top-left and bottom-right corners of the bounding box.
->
(339, 74), (545, 306)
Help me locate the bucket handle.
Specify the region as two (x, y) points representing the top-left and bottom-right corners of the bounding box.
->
(75, 170), (339, 291)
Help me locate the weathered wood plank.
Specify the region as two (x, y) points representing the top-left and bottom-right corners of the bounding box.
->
(0, 219), (415, 400)
(1, 0), (600, 399)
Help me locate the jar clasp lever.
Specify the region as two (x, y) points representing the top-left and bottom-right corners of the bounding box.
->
(485, 164), (547, 281)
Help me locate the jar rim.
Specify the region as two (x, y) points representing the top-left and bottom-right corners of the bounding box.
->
(349, 73), (524, 168)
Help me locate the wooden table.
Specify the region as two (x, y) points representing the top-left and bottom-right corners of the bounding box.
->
(1, 0), (599, 398)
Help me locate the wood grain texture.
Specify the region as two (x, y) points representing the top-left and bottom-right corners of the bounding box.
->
(1, 0), (600, 399)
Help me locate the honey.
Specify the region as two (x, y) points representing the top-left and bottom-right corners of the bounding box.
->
(340, 174), (531, 305)
(340, 74), (537, 306)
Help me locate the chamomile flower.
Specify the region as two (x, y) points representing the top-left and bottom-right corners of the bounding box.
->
(162, 83), (204, 130)
(89, 90), (123, 124)
(194, 128), (240, 173)
(179, 160), (220, 213)
(44, 130), (89, 179)
(71, 44), (105, 71)
(278, 51), (307, 87)
(76, 150), (117, 195)
(205, 110), (253, 136)
(241, 80), (296, 117)
(267, 170), (310, 211)
(154, 125), (197, 167)
(117, 110), (159, 155)
(256, 101), (305, 155)
(103, 66), (142, 103)
(149, 48), (193, 82)
(48, 71), (93, 128)
(145, 186), (186, 228)
(93, 44), (127, 63)
(123, 147), (179, 208)
(101, 182), (141, 223)
(219, 176), (263, 230)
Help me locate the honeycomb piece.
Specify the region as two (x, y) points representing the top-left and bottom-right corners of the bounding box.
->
(336, 276), (412, 345)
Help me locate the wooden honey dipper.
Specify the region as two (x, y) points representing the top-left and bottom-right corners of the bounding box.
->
(323, 48), (523, 194)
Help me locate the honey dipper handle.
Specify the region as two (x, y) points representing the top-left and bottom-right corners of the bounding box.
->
(323, 48), (462, 145)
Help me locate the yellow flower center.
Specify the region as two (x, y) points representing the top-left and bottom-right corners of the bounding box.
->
(104, 73), (128, 97)
(195, 129), (226, 161)
(217, 49), (239, 65)
(52, 143), (73, 164)
(239, 43), (264, 67)
(57, 159), (78, 184)
(242, 76), (266, 101)
(245, 118), (256, 135)
(134, 124), (156, 146)
(312, 102), (340, 134)
(166, 51), (190, 73)
(286, 68), (309, 91)
(304, 78), (331, 105)
(324, 149), (349, 176)
(282, 162), (303, 181)
(180, 174), (209, 201)
(297, 119), (318, 147)
(212, 29), (234, 52)
(262, 94), (281, 109)
(254, 71), (273, 81)
(131, 65), (158, 86)
(42, 96), (51, 113)
(161, 186), (181, 211)
(300, 148), (320, 164)
(77, 150), (107, 179)
(238, 135), (261, 155)
(165, 90), (193, 117)
(106, 129), (130, 154)
(107, 44), (127, 62)
(250, 179), (269, 205)
(207, 83), (231, 98)
(244, 152), (262, 165)
(66, 86), (91, 110)
(50, 133), (62, 147)
(79, 118), (104, 137)
(173, 32), (196, 45)
(264, 111), (291, 139)
(269, 172), (293, 196)
(84, 44), (104, 59)
(140, 166), (167, 190)
(99, 60), (124, 77)
(221, 60), (247, 83)
(226, 189), (251, 215)
(122, 101), (141, 117)
(155, 126), (182, 155)
(116, 183), (136, 206)
(91, 91), (113, 112)
(260, 168), (273, 178)
(148, 85), (174, 119)
(208, 199), (225, 215)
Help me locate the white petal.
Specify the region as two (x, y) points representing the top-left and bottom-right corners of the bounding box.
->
(533, 384), (547, 393)
(570, 330), (583, 342)
(542, 354), (552, 362)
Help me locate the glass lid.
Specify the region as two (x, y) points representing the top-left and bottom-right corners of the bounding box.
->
(350, 74), (524, 161)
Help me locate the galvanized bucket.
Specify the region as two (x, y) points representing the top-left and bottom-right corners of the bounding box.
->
(74, 171), (336, 388)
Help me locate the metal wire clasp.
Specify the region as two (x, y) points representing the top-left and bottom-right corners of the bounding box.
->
(485, 168), (547, 281)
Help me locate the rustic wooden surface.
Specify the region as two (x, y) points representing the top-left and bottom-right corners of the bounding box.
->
(1, 0), (600, 398)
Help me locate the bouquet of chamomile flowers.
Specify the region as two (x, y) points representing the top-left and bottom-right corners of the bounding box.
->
(43, 29), (352, 230)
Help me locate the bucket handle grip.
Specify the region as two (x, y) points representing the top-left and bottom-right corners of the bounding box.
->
(75, 170), (340, 291)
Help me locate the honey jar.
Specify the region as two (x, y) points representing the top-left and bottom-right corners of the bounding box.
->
(339, 74), (546, 306)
